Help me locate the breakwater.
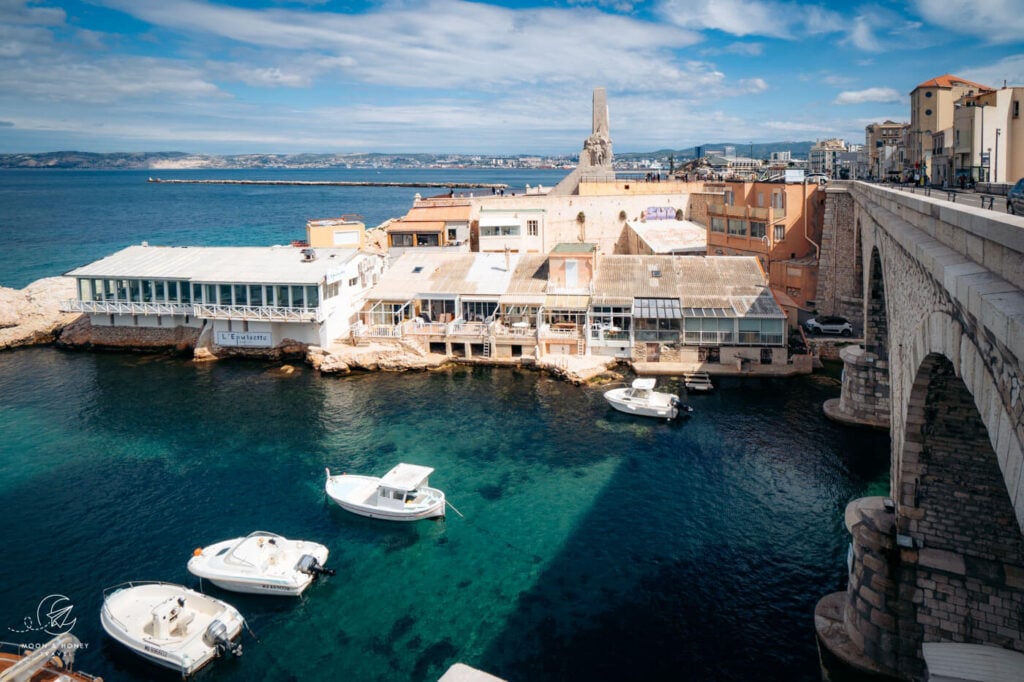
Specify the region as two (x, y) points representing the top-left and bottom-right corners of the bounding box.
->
(147, 177), (507, 189)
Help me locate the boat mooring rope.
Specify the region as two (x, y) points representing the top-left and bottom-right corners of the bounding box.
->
(445, 500), (541, 564)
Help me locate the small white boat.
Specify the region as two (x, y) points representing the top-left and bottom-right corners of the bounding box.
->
(684, 372), (714, 392)
(604, 378), (692, 420)
(0, 633), (102, 682)
(325, 463), (446, 521)
(187, 531), (334, 596)
(100, 582), (243, 677)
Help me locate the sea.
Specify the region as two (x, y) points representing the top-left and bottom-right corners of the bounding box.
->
(0, 168), (890, 681)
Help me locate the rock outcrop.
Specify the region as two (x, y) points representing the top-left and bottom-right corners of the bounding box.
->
(0, 277), (82, 350)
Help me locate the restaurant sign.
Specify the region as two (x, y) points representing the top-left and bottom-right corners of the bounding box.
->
(216, 331), (272, 348)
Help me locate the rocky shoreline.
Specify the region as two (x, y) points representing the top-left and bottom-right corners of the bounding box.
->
(0, 278), (618, 385)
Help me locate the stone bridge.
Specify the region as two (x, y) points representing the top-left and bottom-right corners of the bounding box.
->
(814, 183), (1024, 680)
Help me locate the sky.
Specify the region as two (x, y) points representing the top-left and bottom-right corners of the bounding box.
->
(1, 0), (1022, 155)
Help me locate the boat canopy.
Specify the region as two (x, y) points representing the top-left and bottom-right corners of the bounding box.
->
(379, 463), (434, 492)
(631, 378), (657, 390)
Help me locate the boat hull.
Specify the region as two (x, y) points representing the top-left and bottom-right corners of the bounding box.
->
(604, 388), (680, 419)
(325, 473), (445, 521)
(187, 533), (330, 596)
(100, 582), (243, 677)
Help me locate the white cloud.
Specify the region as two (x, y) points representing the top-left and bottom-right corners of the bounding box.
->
(912, 0), (1024, 44)
(739, 77), (768, 93)
(958, 54), (1024, 90)
(834, 87), (903, 105)
(657, 0), (843, 39)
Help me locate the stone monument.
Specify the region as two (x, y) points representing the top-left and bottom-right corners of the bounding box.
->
(551, 87), (616, 194)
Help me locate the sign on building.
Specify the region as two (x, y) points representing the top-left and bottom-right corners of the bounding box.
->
(216, 331), (272, 348)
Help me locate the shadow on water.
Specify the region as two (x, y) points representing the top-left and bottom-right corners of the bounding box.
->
(476, 372), (889, 682)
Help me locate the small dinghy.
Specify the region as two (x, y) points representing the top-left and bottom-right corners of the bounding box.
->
(325, 463), (446, 521)
(187, 531), (334, 596)
(100, 582), (244, 677)
(604, 377), (693, 420)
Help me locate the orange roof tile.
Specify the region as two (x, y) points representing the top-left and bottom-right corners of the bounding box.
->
(913, 74), (991, 91)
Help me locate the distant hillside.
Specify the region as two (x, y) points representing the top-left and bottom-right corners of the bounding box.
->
(0, 143), (817, 170)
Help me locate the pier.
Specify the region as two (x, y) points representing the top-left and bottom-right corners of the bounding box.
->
(147, 177), (507, 189)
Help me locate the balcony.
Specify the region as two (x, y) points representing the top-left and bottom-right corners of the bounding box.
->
(62, 300), (191, 316)
(194, 304), (317, 322)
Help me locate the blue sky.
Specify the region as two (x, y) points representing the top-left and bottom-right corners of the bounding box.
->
(1, 0), (1022, 154)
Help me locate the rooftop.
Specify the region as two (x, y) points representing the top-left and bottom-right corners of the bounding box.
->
(65, 244), (361, 284)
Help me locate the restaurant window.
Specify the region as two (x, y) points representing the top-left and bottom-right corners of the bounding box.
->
(391, 233), (414, 247)
(249, 285), (263, 307)
(274, 285), (290, 307)
(416, 233), (440, 246)
(233, 284), (247, 306)
(154, 280), (165, 302)
(178, 281), (190, 304)
(710, 217), (725, 233)
(290, 285), (305, 308)
(481, 224), (519, 237)
(219, 284), (233, 306)
(306, 286), (319, 308)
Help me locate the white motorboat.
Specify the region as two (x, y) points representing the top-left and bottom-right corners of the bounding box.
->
(187, 531), (334, 596)
(100, 582), (243, 677)
(325, 463), (446, 521)
(604, 378), (692, 420)
(0, 633), (102, 682)
(683, 371), (714, 392)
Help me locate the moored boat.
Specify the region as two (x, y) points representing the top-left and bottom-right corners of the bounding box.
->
(100, 582), (244, 677)
(187, 531), (334, 596)
(325, 463), (446, 521)
(0, 634), (102, 682)
(604, 378), (692, 420)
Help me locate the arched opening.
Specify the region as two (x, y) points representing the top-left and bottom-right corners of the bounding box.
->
(894, 353), (1024, 675)
(866, 247), (888, 361)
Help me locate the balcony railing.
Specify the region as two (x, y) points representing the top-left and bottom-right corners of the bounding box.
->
(194, 304), (316, 322)
(539, 324), (580, 339)
(62, 300), (191, 316)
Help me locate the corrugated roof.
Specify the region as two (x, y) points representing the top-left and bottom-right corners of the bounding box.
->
(400, 205), (471, 222)
(592, 255), (782, 317)
(627, 219), (707, 254)
(65, 244), (359, 284)
(367, 251), (519, 300)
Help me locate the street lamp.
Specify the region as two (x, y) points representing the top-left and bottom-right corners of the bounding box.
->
(995, 128), (1001, 183)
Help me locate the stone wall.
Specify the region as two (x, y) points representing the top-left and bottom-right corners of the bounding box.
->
(815, 185), (862, 321)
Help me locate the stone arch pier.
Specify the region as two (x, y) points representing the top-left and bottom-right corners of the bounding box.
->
(815, 183), (1024, 680)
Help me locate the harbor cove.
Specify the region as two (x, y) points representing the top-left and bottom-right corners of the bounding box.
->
(0, 167), (894, 680)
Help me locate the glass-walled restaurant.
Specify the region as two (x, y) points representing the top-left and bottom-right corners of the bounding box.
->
(75, 278), (322, 309)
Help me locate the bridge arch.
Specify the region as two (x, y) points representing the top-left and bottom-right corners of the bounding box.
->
(817, 183), (1024, 680)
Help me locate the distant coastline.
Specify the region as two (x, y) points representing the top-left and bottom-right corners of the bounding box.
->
(146, 177), (508, 189)
(0, 142), (816, 171)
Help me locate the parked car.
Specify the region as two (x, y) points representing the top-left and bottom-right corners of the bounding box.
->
(804, 315), (853, 337)
(1007, 178), (1024, 215)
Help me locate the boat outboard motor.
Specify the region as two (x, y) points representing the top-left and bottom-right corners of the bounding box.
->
(204, 619), (243, 657)
(297, 554), (336, 578)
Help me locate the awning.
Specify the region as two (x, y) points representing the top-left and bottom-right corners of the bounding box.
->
(633, 298), (682, 319)
(544, 294), (590, 309)
(498, 293), (545, 305)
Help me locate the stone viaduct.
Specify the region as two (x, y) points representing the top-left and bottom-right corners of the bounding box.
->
(813, 182), (1024, 680)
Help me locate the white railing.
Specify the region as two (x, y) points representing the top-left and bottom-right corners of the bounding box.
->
(449, 322), (488, 337)
(493, 325), (535, 338)
(404, 321), (448, 336)
(539, 325), (580, 339)
(194, 304), (316, 322)
(61, 300), (190, 316)
(365, 324), (402, 338)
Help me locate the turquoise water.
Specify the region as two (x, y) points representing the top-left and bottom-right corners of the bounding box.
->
(0, 349), (888, 680)
(0, 169), (889, 679)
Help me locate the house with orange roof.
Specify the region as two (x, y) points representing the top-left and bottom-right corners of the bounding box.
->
(908, 74), (992, 181)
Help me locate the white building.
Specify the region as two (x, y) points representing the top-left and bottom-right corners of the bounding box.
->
(64, 244), (384, 349)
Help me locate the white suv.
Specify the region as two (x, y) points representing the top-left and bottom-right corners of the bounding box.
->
(805, 315), (853, 337)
